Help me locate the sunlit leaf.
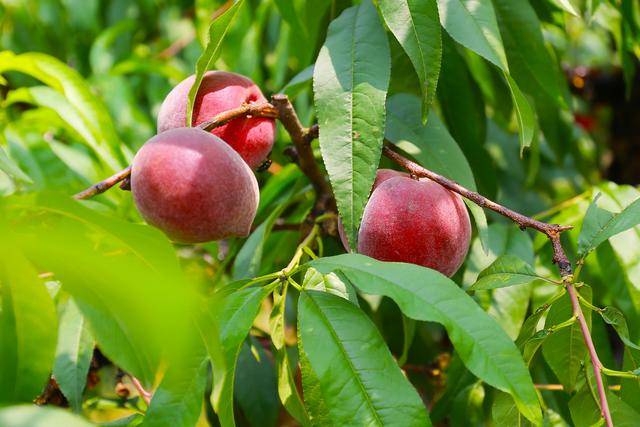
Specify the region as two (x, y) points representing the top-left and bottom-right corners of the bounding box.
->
(313, 0), (390, 250)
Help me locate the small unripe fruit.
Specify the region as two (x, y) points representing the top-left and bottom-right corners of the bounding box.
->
(131, 127), (259, 243)
(157, 71), (275, 169)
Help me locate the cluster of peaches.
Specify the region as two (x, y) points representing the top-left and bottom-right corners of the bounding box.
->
(132, 71), (471, 277)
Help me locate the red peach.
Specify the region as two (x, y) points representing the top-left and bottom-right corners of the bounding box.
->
(157, 71), (275, 169)
(131, 127), (259, 243)
(357, 176), (471, 276)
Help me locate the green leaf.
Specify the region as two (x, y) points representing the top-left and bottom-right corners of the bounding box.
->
(0, 51), (124, 171)
(570, 388), (640, 427)
(234, 337), (279, 427)
(378, 0), (441, 122)
(398, 315), (416, 367)
(0, 145), (32, 184)
(313, 0), (391, 250)
(504, 73), (536, 153)
(297, 290), (430, 426)
(542, 286), (592, 393)
(438, 34), (495, 198)
(310, 254), (542, 424)
(302, 267), (358, 304)
(270, 285), (309, 425)
(437, 0), (508, 69)
(281, 65), (314, 98)
(187, 0), (245, 125)
(470, 254), (550, 290)
(0, 405), (94, 427)
(493, 0), (568, 109)
(0, 244), (58, 404)
(600, 306), (640, 350)
(53, 298), (94, 412)
(4, 193), (199, 387)
(550, 0), (580, 16)
(385, 93), (489, 251)
(578, 193), (640, 259)
(211, 285), (271, 427)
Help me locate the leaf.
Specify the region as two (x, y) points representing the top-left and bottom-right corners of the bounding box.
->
(187, 0), (245, 126)
(398, 315), (416, 367)
(313, 0), (391, 250)
(542, 286), (592, 393)
(0, 51), (124, 171)
(234, 338), (280, 427)
(385, 93), (489, 251)
(0, 405), (94, 427)
(378, 0), (442, 122)
(550, 0), (580, 16)
(493, 0), (569, 108)
(270, 285), (309, 425)
(570, 388), (640, 427)
(53, 298), (94, 412)
(4, 193), (199, 387)
(297, 290), (430, 426)
(0, 145), (32, 184)
(281, 65), (314, 98)
(600, 306), (640, 350)
(437, 0), (508, 69)
(578, 193), (640, 259)
(438, 33), (495, 198)
(302, 267), (358, 304)
(211, 285), (271, 427)
(0, 244), (58, 404)
(435, 2), (534, 151)
(310, 254), (542, 424)
(470, 254), (550, 290)
(504, 74), (536, 153)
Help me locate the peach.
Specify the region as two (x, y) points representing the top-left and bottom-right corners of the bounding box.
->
(157, 71), (275, 169)
(131, 127), (259, 243)
(340, 170), (471, 277)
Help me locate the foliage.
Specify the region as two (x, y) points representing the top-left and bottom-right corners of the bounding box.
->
(1, 0), (640, 426)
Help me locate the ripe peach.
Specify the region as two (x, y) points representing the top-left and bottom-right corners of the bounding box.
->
(358, 176), (471, 276)
(157, 71), (275, 169)
(339, 170), (471, 277)
(131, 127), (259, 243)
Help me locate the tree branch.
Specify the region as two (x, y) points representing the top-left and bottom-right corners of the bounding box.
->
(271, 95), (334, 216)
(382, 144), (613, 427)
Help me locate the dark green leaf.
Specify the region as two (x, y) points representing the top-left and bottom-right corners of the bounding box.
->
(234, 338), (279, 427)
(313, 0), (390, 249)
(310, 254), (542, 424)
(378, 0), (441, 122)
(297, 290), (430, 426)
(211, 285), (272, 427)
(53, 298), (94, 412)
(281, 65), (314, 99)
(187, 0), (245, 125)
(570, 388), (640, 427)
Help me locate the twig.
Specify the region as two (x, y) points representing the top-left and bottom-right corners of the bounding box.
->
(197, 102), (278, 132)
(74, 166), (132, 200)
(535, 384), (620, 391)
(382, 144), (613, 427)
(271, 95), (334, 215)
(74, 103), (277, 200)
(129, 375), (152, 406)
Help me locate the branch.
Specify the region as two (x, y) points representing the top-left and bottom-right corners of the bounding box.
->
(271, 95), (334, 215)
(74, 103), (277, 200)
(382, 144), (613, 427)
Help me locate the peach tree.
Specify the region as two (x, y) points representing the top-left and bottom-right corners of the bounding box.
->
(0, 1), (640, 426)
